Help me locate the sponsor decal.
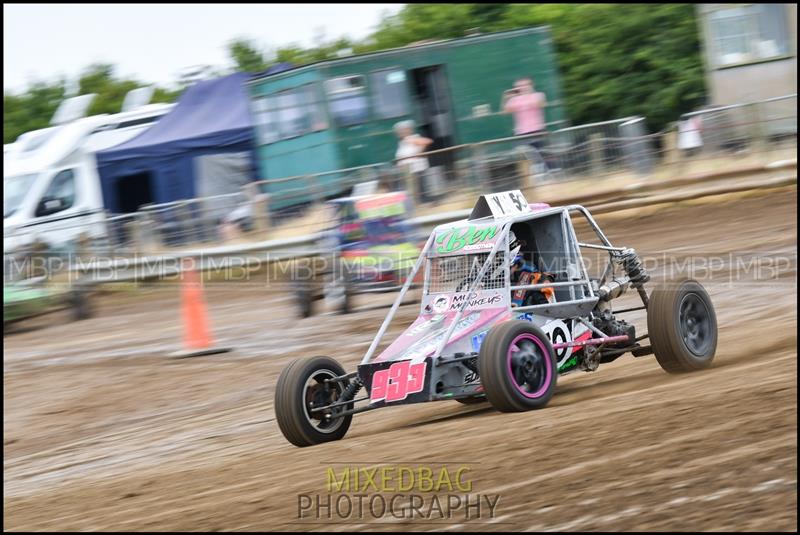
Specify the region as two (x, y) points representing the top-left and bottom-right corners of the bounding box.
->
(370, 360), (427, 403)
(432, 295), (450, 313)
(471, 330), (488, 353)
(448, 291), (502, 311)
(405, 312), (482, 362)
(435, 225), (499, 254)
(558, 355), (578, 373)
(406, 315), (445, 337)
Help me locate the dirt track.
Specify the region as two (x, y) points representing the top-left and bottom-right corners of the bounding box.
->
(4, 189), (798, 531)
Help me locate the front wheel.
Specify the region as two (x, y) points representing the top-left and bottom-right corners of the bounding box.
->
(648, 279), (718, 373)
(274, 355), (352, 447)
(478, 320), (558, 412)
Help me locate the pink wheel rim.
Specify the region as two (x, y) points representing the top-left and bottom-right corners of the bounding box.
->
(506, 333), (552, 398)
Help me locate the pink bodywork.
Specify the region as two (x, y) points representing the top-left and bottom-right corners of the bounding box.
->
(372, 201), (555, 364)
(374, 308), (509, 363)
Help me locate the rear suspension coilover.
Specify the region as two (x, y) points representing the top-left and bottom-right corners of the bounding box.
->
(618, 248), (650, 305)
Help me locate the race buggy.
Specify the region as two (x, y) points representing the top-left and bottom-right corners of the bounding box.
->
(293, 191), (423, 317)
(3, 275), (92, 331)
(275, 190), (718, 447)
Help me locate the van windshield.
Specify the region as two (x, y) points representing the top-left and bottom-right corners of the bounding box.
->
(4, 174), (38, 218)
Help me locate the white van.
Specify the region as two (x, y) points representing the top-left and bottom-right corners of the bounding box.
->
(4, 143), (17, 161)
(4, 91), (174, 254)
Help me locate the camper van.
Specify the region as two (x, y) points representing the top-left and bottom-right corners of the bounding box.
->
(4, 143), (17, 161)
(3, 90), (174, 255)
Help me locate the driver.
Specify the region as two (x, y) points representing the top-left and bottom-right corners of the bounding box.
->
(508, 231), (555, 307)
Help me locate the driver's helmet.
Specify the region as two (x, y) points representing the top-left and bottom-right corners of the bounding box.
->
(508, 230), (524, 266)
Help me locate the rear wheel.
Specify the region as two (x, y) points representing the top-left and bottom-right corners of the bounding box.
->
(478, 320), (557, 412)
(648, 279), (717, 373)
(274, 355), (352, 447)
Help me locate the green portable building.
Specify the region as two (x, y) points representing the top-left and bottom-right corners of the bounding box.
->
(246, 27), (567, 208)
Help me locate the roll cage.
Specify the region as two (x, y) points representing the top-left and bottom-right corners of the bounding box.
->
(360, 201), (631, 367)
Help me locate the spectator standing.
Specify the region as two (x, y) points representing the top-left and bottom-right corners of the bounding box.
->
(503, 77), (549, 172)
(394, 120), (434, 204)
(677, 114), (703, 158)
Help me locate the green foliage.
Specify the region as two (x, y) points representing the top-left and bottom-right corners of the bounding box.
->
(369, 4), (476, 48)
(535, 3), (707, 132)
(4, 64), (182, 144)
(4, 4), (707, 143)
(152, 86), (183, 104)
(229, 38), (269, 73)
(274, 45), (308, 66)
(78, 63), (139, 116)
(468, 4), (512, 32)
(360, 3), (707, 132)
(4, 81), (67, 144)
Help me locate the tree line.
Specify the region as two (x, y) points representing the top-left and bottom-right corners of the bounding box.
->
(4, 3), (706, 144)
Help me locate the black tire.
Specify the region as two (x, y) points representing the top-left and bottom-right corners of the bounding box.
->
(335, 257), (352, 315)
(648, 278), (718, 374)
(478, 320), (558, 412)
(274, 355), (352, 447)
(338, 278), (352, 315)
(68, 289), (92, 321)
(295, 282), (314, 318)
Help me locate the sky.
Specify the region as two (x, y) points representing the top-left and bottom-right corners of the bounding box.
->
(3, 3), (405, 93)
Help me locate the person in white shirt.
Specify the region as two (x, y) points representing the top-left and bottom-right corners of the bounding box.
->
(394, 120), (434, 203)
(677, 115), (703, 158)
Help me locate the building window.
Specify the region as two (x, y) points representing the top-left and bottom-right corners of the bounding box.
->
(252, 94), (279, 144)
(325, 75), (370, 127)
(370, 69), (411, 119)
(708, 4), (790, 67)
(252, 84), (326, 144)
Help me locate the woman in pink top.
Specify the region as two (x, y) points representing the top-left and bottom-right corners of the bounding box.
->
(503, 77), (549, 172)
(503, 78), (547, 148)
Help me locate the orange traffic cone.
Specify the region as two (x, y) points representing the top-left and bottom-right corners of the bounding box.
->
(169, 259), (232, 358)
